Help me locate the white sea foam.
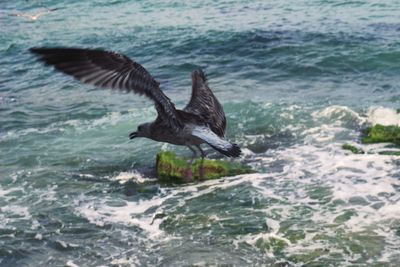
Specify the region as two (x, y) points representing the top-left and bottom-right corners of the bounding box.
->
(312, 105), (400, 131)
(0, 177), (59, 231)
(0, 204), (32, 229)
(74, 173), (267, 239)
(366, 106), (400, 126)
(111, 171), (158, 184)
(0, 186), (18, 198)
(234, 105), (400, 263)
(74, 192), (171, 239)
(66, 260), (80, 267)
(278, 143), (399, 213)
(1, 205), (31, 218)
(238, 142), (399, 262)
(75, 134), (398, 263)
(312, 105), (365, 125)
(110, 257), (139, 267)
(67, 105), (399, 264)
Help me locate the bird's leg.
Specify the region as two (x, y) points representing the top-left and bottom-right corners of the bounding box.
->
(196, 145), (206, 180)
(184, 146), (197, 182)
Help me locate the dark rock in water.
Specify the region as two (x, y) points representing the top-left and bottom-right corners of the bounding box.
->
(156, 151), (254, 183)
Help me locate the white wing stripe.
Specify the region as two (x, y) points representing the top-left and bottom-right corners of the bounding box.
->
(191, 126), (232, 151)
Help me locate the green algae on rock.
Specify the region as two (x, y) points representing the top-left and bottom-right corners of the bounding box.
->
(342, 144), (365, 154)
(156, 151), (253, 183)
(362, 124), (400, 145)
(342, 124), (400, 155)
(378, 150), (400, 156)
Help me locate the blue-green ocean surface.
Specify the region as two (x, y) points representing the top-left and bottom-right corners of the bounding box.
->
(1, 0), (400, 266)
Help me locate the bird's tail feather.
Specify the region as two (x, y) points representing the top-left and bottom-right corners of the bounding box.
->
(191, 126), (241, 158)
(209, 143), (241, 157)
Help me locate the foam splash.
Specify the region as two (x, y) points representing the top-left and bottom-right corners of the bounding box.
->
(110, 257), (139, 267)
(75, 198), (164, 238)
(235, 143), (400, 264)
(74, 173), (266, 237)
(313, 105), (400, 127)
(366, 106), (400, 126)
(111, 171), (158, 184)
(73, 106), (398, 260)
(312, 105), (365, 125)
(65, 260), (80, 267)
(233, 106), (400, 264)
(26, 104), (400, 265)
(0, 177), (59, 232)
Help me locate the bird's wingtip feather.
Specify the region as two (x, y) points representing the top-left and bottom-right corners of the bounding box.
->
(229, 143), (242, 157)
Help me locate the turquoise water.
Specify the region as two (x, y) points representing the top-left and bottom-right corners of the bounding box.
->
(1, 0), (400, 266)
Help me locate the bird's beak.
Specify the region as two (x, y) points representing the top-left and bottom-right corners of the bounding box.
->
(129, 132), (138, 139)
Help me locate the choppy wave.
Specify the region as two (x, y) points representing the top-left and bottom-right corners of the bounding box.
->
(1, 92), (400, 265)
(59, 105), (399, 265)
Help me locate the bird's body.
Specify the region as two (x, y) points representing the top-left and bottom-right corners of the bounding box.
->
(149, 120), (203, 146)
(136, 115), (203, 146)
(30, 47), (241, 178)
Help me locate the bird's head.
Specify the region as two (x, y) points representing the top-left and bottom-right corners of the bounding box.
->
(129, 123), (152, 139)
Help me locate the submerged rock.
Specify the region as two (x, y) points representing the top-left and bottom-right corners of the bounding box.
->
(156, 151), (253, 183)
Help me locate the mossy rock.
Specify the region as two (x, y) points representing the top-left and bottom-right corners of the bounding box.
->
(362, 124), (400, 145)
(156, 151), (254, 183)
(342, 144), (364, 154)
(378, 150), (400, 156)
(342, 144), (400, 156)
(342, 124), (400, 155)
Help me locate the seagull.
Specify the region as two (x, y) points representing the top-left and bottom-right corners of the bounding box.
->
(10, 8), (58, 21)
(30, 47), (241, 179)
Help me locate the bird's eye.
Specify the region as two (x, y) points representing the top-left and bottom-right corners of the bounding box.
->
(138, 126), (143, 131)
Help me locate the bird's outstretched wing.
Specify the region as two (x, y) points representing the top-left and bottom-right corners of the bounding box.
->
(191, 126), (240, 157)
(184, 70), (226, 137)
(30, 47), (182, 129)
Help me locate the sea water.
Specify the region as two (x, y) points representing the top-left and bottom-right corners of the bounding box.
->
(1, 0), (400, 266)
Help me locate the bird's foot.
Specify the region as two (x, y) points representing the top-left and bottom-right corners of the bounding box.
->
(184, 168), (193, 183)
